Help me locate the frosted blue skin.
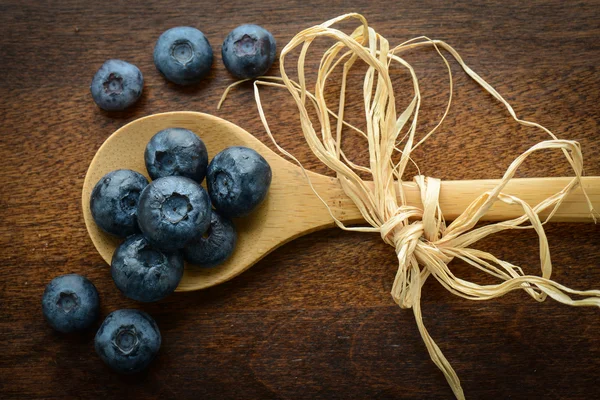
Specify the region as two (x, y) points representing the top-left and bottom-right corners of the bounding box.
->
(111, 234), (184, 302)
(221, 24), (276, 79)
(95, 309), (161, 374)
(184, 210), (237, 268)
(42, 274), (100, 333)
(207, 146), (272, 218)
(137, 176), (211, 251)
(90, 169), (149, 237)
(145, 128), (208, 183)
(153, 27), (213, 85)
(90, 59), (143, 111)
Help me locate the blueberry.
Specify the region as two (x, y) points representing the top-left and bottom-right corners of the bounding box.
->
(184, 210), (237, 267)
(90, 169), (149, 237)
(42, 274), (100, 333)
(137, 176), (211, 251)
(111, 234), (184, 302)
(207, 146), (272, 218)
(222, 24), (276, 79)
(95, 309), (161, 374)
(90, 59), (144, 111)
(145, 128), (208, 183)
(153, 27), (213, 85)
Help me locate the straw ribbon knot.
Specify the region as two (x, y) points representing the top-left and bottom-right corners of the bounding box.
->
(381, 176), (451, 309)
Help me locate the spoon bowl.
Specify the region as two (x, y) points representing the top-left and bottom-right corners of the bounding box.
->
(82, 112), (361, 291)
(83, 112), (599, 291)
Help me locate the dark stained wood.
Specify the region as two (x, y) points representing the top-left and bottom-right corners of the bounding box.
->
(1, 1), (599, 399)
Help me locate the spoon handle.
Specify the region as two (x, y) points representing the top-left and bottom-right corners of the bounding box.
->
(321, 176), (600, 224)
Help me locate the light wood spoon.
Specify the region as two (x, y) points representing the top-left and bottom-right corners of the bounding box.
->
(82, 112), (599, 291)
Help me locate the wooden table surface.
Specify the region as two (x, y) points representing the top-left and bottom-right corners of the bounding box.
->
(1, 1), (599, 399)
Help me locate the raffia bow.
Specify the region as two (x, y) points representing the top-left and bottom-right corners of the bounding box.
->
(219, 13), (600, 399)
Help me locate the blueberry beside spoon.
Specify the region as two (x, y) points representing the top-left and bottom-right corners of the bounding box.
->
(90, 59), (144, 111)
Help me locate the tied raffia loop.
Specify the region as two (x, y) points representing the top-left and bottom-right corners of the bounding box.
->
(218, 13), (600, 400)
(384, 176), (448, 310)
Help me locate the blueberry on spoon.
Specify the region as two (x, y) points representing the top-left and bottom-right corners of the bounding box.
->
(90, 169), (149, 237)
(111, 234), (184, 302)
(207, 146), (272, 218)
(145, 128), (208, 183)
(184, 210), (237, 267)
(137, 176), (211, 251)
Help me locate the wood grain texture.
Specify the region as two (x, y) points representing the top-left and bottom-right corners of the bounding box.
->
(1, 0), (599, 399)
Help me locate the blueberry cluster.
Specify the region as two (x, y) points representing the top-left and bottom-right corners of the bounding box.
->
(93, 127), (271, 301)
(90, 25), (276, 111)
(42, 128), (271, 374)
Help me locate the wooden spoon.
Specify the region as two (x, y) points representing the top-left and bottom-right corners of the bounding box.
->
(82, 112), (599, 291)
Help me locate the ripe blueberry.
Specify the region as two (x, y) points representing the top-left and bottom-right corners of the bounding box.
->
(207, 146), (272, 218)
(137, 176), (211, 251)
(90, 59), (144, 111)
(90, 169), (149, 237)
(222, 24), (276, 79)
(153, 27), (213, 85)
(184, 210), (237, 268)
(42, 274), (100, 333)
(95, 309), (161, 374)
(145, 128), (208, 183)
(111, 234), (184, 302)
